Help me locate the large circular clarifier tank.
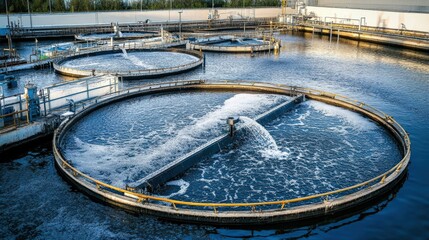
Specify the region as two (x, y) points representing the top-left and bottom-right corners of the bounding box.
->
(53, 49), (204, 79)
(188, 37), (279, 53)
(53, 81), (410, 226)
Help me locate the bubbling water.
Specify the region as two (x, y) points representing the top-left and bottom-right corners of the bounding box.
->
(63, 92), (289, 188)
(238, 116), (289, 159)
(120, 48), (156, 69)
(158, 100), (400, 204)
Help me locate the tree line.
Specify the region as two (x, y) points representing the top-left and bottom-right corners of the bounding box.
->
(1, 0), (281, 13)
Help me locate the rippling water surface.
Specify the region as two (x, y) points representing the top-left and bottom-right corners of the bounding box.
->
(1, 32), (429, 239)
(63, 92), (292, 187)
(166, 100), (400, 204)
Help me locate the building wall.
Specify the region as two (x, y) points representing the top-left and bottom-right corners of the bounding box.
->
(1, 6), (427, 33)
(0, 8), (281, 28)
(316, 0), (429, 13)
(306, 6), (429, 32)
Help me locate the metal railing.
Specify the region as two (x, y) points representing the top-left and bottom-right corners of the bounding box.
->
(11, 37), (186, 66)
(0, 109), (30, 130)
(9, 17), (277, 39)
(191, 43), (274, 52)
(54, 80), (411, 213)
(41, 75), (119, 114)
(0, 75), (118, 131)
(190, 35), (279, 52)
(298, 20), (429, 41)
(0, 93), (29, 129)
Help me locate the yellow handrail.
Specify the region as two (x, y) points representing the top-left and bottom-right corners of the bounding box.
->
(58, 154), (406, 208)
(0, 109), (28, 119)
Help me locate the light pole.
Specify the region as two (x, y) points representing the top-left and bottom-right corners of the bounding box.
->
(49, 0), (52, 13)
(35, 38), (38, 59)
(210, 0), (214, 20)
(169, 0), (172, 22)
(4, 0), (10, 28)
(27, 0), (33, 28)
(178, 10), (183, 40)
(242, 0), (244, 17)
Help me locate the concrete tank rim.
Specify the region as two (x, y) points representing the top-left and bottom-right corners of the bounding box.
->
(75, 31), (159, 41)
(188, 40), (276, 53)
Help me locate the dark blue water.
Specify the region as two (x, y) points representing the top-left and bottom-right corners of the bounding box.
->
(1, 33), (429, 239)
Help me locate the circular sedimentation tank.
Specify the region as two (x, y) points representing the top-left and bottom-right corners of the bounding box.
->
(53, 80), (410, 227)
(188, 36), (280, 53)
(53, 48), (204, 79)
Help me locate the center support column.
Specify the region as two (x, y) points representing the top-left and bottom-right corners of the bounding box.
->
(227, 117), (240, 137)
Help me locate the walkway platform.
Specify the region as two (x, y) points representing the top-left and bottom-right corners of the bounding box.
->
(0, 60), (51, 74)
(5, 18), (276, 40)
(283, 22), (429, 51)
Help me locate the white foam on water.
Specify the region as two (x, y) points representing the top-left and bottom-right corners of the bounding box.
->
(158, 179), (190, 199)
(342, 139), (355, 148)
(121, 49), (156, 69)
(66, 137), (142, 187)
(68, 93), (287, 188)
(239, 116), (290, 159)
(239, 116), (279, 149)
(67, 135), (170, 187)
(287, 109), (311, 126)
(128, 122), (135, 132)
(131, 94), (286, 169)
(120, 48), (128, 57)
(309, 101), (376, 131)
(328, 126), (350, 135)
